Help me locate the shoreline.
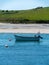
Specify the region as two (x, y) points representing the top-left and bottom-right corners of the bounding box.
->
(0, 23), (49, 33)
(0, 28), (49, 33)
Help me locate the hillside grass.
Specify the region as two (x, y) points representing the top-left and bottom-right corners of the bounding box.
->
(0, 7), (49, 23)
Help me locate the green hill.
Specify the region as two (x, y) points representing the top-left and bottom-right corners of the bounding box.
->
(0, 7), (49, 23)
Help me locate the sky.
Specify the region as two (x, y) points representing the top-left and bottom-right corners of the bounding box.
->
(0, 0), (49, 10)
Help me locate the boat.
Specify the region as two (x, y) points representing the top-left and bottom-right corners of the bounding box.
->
(14, 34), (43, 41)
(5, 44), (8, 48)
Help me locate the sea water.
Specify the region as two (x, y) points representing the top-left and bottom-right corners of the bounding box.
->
(0, 33), (49, 65)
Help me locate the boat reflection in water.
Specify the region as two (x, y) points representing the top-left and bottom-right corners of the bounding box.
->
(14, 33), (43, 42)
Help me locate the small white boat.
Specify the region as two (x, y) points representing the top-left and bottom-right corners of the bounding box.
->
(5, 44), (8, 48)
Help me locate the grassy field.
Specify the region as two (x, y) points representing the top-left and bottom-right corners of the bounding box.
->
(0, 7), (49, 23)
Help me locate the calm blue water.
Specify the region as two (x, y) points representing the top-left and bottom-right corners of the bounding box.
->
(0, 33), (49, 65)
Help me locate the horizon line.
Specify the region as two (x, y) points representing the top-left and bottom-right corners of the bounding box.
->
(0, 6), (49, 11)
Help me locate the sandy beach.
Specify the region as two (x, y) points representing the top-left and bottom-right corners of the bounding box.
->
(0, 23), (49, 33)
